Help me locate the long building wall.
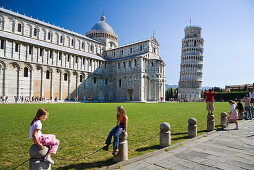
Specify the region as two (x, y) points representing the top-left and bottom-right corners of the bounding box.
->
(0, 8), (166, 102)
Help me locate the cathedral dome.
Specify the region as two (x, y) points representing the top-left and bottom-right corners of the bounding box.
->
(86, 15), (117, 37)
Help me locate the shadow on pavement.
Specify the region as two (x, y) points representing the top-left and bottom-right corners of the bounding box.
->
(55, 158), (114, 170)
(135, 145), (163, 152)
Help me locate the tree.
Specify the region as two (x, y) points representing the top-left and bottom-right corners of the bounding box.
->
(244, 85), (248, 91)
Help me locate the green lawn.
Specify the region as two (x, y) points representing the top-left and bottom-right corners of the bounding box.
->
(0, 102), (230, 169)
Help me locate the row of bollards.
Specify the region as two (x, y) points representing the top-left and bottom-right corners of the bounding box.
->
(28, 112), (233, 169)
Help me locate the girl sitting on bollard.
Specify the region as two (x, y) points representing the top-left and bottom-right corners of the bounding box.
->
(103, 106), (128, 156)
(226, 100), (239, 130)
(29, 108), (59, 164)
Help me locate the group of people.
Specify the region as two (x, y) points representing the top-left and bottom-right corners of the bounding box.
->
(0, 95), (8, 103)
(29, 106), (128, 164)
(204, 89), (254, 130)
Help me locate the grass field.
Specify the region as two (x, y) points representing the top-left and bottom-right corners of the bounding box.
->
(0, 102), (230, 169)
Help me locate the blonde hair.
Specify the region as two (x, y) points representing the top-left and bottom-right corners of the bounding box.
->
(117, 106), (126, 117)
(30, 108), (48, 126)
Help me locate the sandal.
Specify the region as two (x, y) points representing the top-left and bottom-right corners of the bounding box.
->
(112, 148), (119, 156)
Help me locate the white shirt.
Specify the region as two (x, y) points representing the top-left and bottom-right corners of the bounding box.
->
(249, 92), (254, 98)
(29, 120), (42, 139)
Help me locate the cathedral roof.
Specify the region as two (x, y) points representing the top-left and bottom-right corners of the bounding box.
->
(87, 15), (116, 36)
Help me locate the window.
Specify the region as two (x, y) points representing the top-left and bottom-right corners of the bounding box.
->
(71, 39), (74, 46)
(123, 62), (126, 68)
(90, 45), (93, 52)
(18, 23), (22, 32)
(119, 79), (121, 87)
(105, 78), (108, 85)
(153, 47), (156, 53)
(134, 59), (137, 66)
(24, 67), (28, 77)
(105, 63), (107, 69)
(140, 45), (143, 51)
(76, 57), (78, 63)
(130, 47), (132, 53)
(1, 40), (4, 49)
(80, 75), (83, 82)
(82, 42), (84, 49)
(121, 50), (123, 55)
(50, 50), (53, 58)
(90, 59), (92, 66)
(60, 36), (63, 43)
(48, 32), (51, 40)
(99, 62), (101, 68)
(113, 52), (115, 57)
(152, 62), (154, 67)
(67, 55), (70, 62)
(64, 73), (68, 81)
(83, 58), (85, 65)
(34, 28), (37, 36)
(40, 48), (43, 56)
(129, 60), (131, 67)
(59, 53), (62, 60)
(29, 45), (32, 55)
(94, 77), (96, 84)
(118, 62), (120, 69)
(15, 43), (19, 52)
(46, 70), (50, 79)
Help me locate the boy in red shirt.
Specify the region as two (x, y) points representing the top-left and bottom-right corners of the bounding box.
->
(204, 89), (216, 114)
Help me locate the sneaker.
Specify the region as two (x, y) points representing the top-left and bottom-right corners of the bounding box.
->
(44, 155), (54, 164)
(233, 127), (239, 130)
(112, 148), (119, 156)
(102, 145), (109, 151)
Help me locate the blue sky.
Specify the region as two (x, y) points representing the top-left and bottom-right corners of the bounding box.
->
(1, 0), (254, 88)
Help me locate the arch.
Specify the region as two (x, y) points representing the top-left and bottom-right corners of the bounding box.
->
(0, 15), (4, 30)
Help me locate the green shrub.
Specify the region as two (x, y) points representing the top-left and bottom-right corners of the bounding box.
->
(214, 92), (248, 101)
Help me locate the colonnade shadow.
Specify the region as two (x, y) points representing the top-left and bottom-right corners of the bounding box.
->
(55, 158), (114, 170)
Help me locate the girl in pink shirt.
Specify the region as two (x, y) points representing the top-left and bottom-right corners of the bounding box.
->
(29, 108), (59, 164)
(226, 100), (239, 130)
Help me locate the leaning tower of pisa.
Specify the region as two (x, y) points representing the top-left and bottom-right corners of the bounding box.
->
(178, 26), (204, 102)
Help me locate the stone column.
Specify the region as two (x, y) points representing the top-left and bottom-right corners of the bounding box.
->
(221, 112), (227, 128)
(50, 70), (53, 101)
(30, 68), (33, 97)
(29, 144), (51, 170)
(113, 133), (128, 162)
(59, 69), (62, 100)
(40, 67), (44, 97)
(160, 122), (171, 147)
(207, 114), (215, 131)
(188, 118), (197, 138)
(76, 73), (78, 100)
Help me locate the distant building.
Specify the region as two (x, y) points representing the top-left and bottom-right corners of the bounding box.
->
(0, 8), (165, 102)
(178, 26), (204, 102)
(224, 83), (254, 92)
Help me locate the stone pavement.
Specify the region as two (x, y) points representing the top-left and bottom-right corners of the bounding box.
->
(107, 120), (254, 170)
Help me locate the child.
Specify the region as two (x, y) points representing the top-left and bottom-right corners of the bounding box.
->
(29, 108), (59, 164)
(103, 106), (128, 156)
(226, 100), (239, 130)
(242, 94), (252, 120)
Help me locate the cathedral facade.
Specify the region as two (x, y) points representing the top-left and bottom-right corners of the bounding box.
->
(0, 8), (165, 102)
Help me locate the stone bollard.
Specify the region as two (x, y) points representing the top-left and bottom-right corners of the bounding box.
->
(238, 110), (244, 120)
(188, 118), (197, 138)
(29, 144), (51, 170)
(221, 112), (227, 128)
(207, 114), (215, 131)
(251, 106), (254, 117)
(160, 122), (171, 147)
(113, 133), (128, 162)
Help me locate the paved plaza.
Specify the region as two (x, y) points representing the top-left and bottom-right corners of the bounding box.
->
(108, 119), (254, 170)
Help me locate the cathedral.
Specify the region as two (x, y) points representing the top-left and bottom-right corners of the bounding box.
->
(0, 8), (165, 102)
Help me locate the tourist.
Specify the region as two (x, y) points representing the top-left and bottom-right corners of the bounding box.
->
(29, 108), (59, 164)
(249, 89), (254, 106)
(226, 100), (239, 130)
(103, 106), (128, 156)
(204, 89), (216, 114)
(242, 94), (251, 120)
(236, 100), (244, 119)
